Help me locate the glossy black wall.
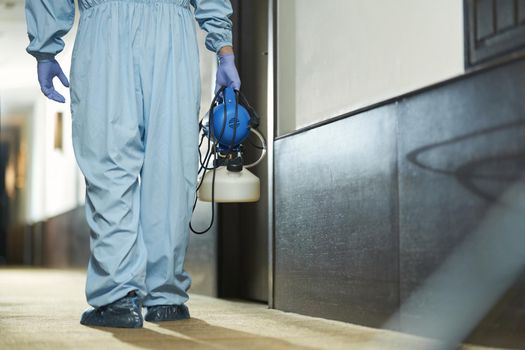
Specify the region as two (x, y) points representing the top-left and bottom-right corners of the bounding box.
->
(273, 58), (525, 347)
(274, 105), (400, 326)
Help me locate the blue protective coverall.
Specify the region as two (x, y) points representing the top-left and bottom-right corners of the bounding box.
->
(25, 0), (233, 308)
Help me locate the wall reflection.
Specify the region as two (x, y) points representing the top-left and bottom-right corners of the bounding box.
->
(407, 119), (525, 202)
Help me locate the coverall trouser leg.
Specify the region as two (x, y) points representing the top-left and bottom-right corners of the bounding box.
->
(70, 0), (200, 308)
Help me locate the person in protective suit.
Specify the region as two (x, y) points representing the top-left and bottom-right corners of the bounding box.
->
(25, 0), (240, 328)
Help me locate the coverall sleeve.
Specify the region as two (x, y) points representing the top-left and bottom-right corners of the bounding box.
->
(25, 0), (76, 60)
(190, 0), (233, 54)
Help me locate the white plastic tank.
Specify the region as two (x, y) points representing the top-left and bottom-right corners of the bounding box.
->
(198, 167), (260, 203)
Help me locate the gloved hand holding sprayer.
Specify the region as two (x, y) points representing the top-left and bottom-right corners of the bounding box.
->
(191, 48), (267, 234)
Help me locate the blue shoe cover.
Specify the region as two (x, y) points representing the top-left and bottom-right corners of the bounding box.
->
(80, 291), (143, 328)
(145, 304), (190, 322)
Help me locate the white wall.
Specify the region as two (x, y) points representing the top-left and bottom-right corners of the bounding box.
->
(277, 0), (465, 135)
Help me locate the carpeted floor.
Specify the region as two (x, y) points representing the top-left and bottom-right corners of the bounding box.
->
(0, 269), (503, 350)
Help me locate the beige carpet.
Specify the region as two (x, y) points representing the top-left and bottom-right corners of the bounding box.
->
(0, 269), (502, 350)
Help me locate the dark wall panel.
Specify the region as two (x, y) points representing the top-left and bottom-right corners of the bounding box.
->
(397, 59), (525, 346)
(274, 107), (400, 327)
(273, 58), (525, 346)
(398, 59), (525, 304)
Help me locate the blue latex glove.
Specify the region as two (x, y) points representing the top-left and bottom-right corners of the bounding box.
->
(215, 53), (241, 94)
(37, 59), (70, 103)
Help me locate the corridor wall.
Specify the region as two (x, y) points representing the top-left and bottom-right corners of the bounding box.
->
(273, 2), (525, 346)
(273, 55), (525, 348)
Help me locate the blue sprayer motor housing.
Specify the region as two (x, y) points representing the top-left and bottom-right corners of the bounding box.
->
(210, 87), (251, 150)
